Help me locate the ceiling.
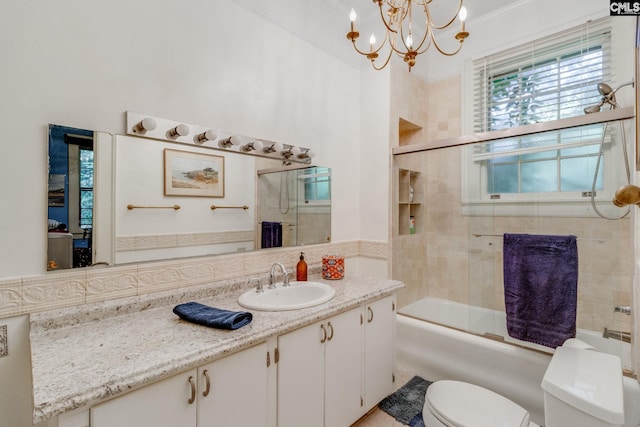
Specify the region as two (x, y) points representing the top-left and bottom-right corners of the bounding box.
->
(236, 0), (515, 80)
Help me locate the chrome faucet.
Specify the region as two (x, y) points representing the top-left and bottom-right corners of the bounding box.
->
(269, 263), (289, 288)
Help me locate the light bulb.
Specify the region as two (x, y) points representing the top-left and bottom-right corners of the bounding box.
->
(406, 34), (413, 50)
(349, 8), (356, 22)
(263, 142), (284, 153)
(369, 34), (376, 51)
(167, 124), (190, 138)
(241, 139), (264, 152)
(298, 149), (316, 159)
(459, 6), (468, 22)
(195, 129), (217, 144)
(459, 6), (467, 33)
(229, 135), (244, 146)
(133, 117), (157, 133)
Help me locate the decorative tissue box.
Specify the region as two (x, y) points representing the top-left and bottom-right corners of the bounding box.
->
(322, 255), (344, 280)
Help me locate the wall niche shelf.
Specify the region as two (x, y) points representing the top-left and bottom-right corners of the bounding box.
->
(398, 168), (422, 235)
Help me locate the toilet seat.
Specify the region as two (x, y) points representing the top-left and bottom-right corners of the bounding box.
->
(425, 380), (531, 427)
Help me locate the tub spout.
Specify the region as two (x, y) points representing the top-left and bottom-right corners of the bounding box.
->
(613, 185), (640, 207)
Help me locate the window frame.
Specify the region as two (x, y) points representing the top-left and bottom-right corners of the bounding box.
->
(460, 17), (632, 217)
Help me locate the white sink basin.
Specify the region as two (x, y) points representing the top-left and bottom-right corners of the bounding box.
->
(238, 281), (336, 311)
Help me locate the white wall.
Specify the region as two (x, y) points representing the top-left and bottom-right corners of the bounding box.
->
(0, 0), (361, 278)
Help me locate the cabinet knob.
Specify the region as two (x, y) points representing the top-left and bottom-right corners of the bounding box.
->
(188, 376), (196, 404)
(202, 369), (211, 397)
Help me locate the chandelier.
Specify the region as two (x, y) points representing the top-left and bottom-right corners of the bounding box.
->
(346, 0), (469, 71)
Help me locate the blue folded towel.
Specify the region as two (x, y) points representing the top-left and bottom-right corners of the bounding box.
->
(503, 233), (578, 348)
(173, 302), (252, 330)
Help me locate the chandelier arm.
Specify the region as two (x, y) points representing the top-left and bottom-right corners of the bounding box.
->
(428, 32), (464, 56)
(351, 31), (392, 56)
(371, 48), (395, 70)
(378, 1), (399, 33)
(410, 21), (431, 52)
(424, 0), (464, 30)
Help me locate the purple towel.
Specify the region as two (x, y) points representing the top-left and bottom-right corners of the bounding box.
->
(503, 233), (578, 348)
(261, 221), (282, 248)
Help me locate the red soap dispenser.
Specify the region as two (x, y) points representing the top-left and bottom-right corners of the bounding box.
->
(296, 252), (308, 281)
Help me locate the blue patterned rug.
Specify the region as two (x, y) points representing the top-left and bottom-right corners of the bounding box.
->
(378, 376), (432, 427)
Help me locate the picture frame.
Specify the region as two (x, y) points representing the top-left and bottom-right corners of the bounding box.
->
(48, 174), (65, 206)
(164, 149), (225, 197)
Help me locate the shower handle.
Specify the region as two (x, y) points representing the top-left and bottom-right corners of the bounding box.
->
(614, 305), (631, 315)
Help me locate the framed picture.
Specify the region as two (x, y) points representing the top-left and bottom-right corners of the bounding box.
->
(164, 149), (225, 197)
(48, 174), (65, 206)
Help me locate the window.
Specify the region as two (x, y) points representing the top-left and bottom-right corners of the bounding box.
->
(466, 18), (618, 206)
(79, 148), (94, 229)
(299, 167), (331, 204)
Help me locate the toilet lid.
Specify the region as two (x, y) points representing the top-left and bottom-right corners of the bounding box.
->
(425, 380), (530, 427)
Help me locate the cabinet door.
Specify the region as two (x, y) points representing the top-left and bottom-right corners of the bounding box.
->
(324, 308), (364, 427)
(58, 410), (89, 427)
(364, 295), (396, 410)
(91, 369), (197, 427)
(197, 342), (269, 427)
(277, 321), (324, 427)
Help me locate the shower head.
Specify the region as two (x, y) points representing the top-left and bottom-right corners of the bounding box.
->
(584, 80), (634, 114)
(583, 103), (603, 114)
(597, 82), (614, 97)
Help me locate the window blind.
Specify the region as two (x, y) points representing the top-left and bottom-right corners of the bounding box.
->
(473, 17), (613, 133)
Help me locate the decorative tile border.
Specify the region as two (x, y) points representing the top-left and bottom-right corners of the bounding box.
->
(116, 230), (255, 251)
(0, 240), (388, 318)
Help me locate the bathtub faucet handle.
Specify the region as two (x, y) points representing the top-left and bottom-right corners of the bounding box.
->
(614, 305), (631, 315)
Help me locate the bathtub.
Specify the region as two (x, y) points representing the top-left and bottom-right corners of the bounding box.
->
(396, 297), (640, 427)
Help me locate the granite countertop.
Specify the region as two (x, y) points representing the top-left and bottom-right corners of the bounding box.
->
(29, 275), (403, 423)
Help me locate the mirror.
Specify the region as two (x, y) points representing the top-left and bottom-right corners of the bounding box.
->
(257, 165), (331, 248)
(47, 124), (96, 270)
(47, 125), (331, 270)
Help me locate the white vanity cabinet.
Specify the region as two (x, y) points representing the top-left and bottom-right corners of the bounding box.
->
(90, 342), (271, 427)
(277, 294), (397, 427)
(90, 367), (197, 427)
(364, 294), (397, 410)
(277, 306), (363, 427)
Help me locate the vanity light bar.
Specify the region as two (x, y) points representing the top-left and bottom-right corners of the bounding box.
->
(125, 111), (313, 164)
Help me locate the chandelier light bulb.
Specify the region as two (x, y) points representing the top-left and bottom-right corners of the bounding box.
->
(406, 34), (413, 50)
(459, 6), (467, 32)
(459, 6), (468, 21)
(369, 34), (376, 51)
(349, 8), (356, 23)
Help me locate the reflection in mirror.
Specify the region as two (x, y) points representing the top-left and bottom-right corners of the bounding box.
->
(47, 124), (95, 270)
(257, 166), (331, 247)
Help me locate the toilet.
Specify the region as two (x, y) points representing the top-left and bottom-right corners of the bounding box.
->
(423, 344), (625, 427)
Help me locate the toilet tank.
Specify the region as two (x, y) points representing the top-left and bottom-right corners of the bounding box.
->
(542, 347), (625, 427)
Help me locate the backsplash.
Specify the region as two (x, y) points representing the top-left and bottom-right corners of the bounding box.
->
(0, 240), (387, 319)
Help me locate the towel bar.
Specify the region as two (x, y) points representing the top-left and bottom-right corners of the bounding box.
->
(127, 204), (181, 210)
(210, 205), (249, 210)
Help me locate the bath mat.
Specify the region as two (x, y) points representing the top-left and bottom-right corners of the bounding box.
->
(379, 375), (432, 427)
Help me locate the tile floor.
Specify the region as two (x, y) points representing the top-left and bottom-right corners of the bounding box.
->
(352, 370), (414, 427)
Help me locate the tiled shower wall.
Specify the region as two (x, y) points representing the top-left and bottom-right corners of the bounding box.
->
(391, 69), (633, 334)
